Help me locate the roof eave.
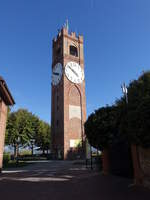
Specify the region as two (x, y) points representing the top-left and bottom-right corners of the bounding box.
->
(0, 78), (15, 106)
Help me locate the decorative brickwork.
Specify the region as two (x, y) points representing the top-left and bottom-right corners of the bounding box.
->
(51, 27), (86, 159)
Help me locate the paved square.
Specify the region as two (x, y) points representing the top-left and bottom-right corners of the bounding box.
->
(0, 161), (150, 200)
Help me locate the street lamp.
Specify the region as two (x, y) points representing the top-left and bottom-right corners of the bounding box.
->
(16, 136), (21, 165)
(30, 139), (35, 156)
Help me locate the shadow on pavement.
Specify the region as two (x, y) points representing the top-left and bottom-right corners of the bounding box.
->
(0, 161), (150, 200)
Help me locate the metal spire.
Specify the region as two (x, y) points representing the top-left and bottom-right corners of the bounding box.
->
(121, 82), (128, 103)
(66, 19), (69, 31)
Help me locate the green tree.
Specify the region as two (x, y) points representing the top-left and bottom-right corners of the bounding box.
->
(6, 109), (37, 157)
(125, 72), (150, 148)
(35, 120), (51, 154)
(6, 109), (51, 157)
(84, 106), (118, 150)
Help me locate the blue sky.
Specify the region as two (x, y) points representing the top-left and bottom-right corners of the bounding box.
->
(1, 0), (150, 123)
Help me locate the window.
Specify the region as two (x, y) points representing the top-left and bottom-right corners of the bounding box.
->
(56, 120), (59, 127)
(57, 105), (59, 110)
(70, 45), (78, 57)
(56, 47), (61, 56)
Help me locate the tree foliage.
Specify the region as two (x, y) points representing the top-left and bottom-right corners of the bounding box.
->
(126, 72), (150, 148)
(85, 71), (150, 150)
(35, 120), (51, 153)
(85, 106), (118, 150)
(6, 109), (51, 156)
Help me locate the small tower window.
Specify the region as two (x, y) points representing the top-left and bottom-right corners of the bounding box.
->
(56, 104), (59, 110)
(70, 45), (78, 57)
(56, 47), (61, 56)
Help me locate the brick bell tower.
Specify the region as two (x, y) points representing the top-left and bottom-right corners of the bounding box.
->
(51, 23), (86, 159)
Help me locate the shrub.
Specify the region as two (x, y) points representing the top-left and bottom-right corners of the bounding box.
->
(123, 71), (150, 148)
(3, 153), (11, 166)
(19, 149), (31, 156)
(84, 106), (118, 150)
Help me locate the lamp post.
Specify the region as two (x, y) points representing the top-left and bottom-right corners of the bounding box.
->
(85, 139), (93, 169)
(16, 136), (20, 165)
(90, 145), (93, 170)
(30, 139), (35, 156)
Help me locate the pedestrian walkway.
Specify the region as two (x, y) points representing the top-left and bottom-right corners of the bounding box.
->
(0, 160), (150, 200)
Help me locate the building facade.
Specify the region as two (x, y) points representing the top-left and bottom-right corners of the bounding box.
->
(0, 76), (15, 171)
(51, 26), (86, 159)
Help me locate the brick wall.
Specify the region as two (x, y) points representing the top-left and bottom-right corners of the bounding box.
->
(139, 147), (150, 188)
(0, 100), (8, 170)
(51, 27), (86, 159)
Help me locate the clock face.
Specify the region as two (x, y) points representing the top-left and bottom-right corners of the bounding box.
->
(52, 63), (63, 86)
(65, 61), (84, 84)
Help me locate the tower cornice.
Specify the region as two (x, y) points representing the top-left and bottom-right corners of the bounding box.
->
(53, 27), (83, 44)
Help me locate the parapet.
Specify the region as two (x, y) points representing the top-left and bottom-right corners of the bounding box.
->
(53, 27), (83, 43)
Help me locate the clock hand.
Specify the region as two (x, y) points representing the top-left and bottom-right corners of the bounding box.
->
(68, 66), (79, 77)
(53, 72), (59, 76)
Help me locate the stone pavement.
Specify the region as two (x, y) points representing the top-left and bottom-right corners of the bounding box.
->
(0, 160), (150, 200)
